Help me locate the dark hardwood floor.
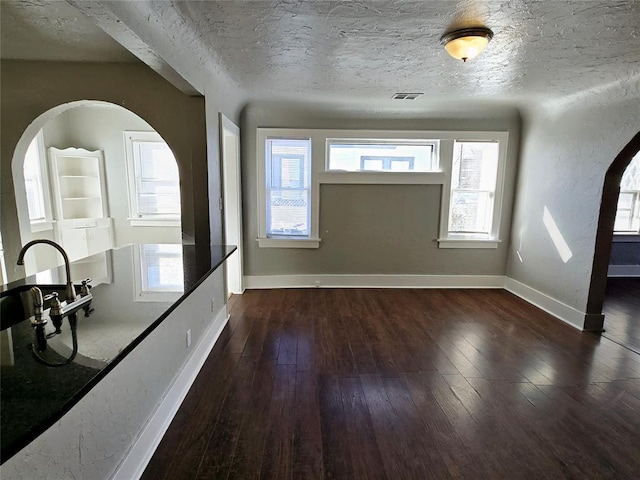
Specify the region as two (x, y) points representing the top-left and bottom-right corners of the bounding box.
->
(143, 288), (640, 480)
(603, 277), (640, 353)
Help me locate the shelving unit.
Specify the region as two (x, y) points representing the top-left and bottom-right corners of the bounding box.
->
(48, 148), (108, 220)
(48, 148), (113, 261)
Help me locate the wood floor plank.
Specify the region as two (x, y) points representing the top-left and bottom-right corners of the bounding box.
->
(292, 372), (324, 480)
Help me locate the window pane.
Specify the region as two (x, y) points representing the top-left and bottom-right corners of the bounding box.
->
(267, 189), (309, 236)
(266, 138), (311, 237)
(615, 153), (640, 233)
(133, 141), (181, 218)
(328, 142), (435, 172)
(620, 153), (640, 191)
(23, 136), (47, 222)
(449, 191), (493, 233)
(614, 192), (637, 232)
(451, 142), (498, 190)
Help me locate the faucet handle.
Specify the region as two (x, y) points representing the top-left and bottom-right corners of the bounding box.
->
(30, 286), (43, 308)
(80, 278), (92, 297)
(43, 291), (58, 302)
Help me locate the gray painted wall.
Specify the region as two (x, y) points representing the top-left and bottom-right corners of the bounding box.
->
(241, 103), (521, 277)
(1, 61), (208, 283)
(507, 92), (640, 312)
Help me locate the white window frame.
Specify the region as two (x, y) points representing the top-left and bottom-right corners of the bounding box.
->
(124, 131), (181, 227)
(326, 139), (438, 173)
(438, 134), (508, 249)
(256, 128), (508, 249)
(25, 131), (54, 232)
(257, 130), (319, 248)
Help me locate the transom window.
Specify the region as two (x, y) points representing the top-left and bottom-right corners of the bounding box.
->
(614, 152), (640, 234)
(327, 141), (436, 172)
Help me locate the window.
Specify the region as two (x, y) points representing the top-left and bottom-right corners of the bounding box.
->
(256, 128), (507, 249)
(265, 138), (311, 237)
(448, 141), (499, 235)
(23, 131), (53, 231)
(614, 153), (640, 234)
(124, 131), (181, 226)
(327, 141), (437, 172)
(438, 137), (507, 248)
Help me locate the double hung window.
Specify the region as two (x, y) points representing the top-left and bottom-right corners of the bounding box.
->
(125, 131), (181, 226)
(448, 141), (499, 236)
(265, 138), (311, 237)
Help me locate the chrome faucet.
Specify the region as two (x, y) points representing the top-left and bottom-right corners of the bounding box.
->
(17, 239), (94, 365)
(17, 239), (76, 303)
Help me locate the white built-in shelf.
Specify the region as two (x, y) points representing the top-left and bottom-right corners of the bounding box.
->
(49, 147), (109, 221)
(48, 147), (113, 262)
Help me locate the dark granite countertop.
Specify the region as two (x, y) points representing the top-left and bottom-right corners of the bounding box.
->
(0, 243), (236, 464)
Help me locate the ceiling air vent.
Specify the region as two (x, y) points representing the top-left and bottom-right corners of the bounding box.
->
(392, 92), (423, 100)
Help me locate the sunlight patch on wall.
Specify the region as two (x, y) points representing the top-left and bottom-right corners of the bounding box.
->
(543, 206), (573, 263)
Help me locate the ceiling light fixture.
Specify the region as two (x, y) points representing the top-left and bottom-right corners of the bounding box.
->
(440, 27), (493, 62)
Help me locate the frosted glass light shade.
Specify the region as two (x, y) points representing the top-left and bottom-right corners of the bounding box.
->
(441, 27), (493, 62)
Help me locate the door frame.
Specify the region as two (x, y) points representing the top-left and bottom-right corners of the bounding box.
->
(220, 113), (244, 296)
(585, 131), (640, 329)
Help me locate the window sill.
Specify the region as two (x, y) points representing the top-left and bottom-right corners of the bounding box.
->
(31, 221), (53, 233)
(257, 237), (321, 249)
(317, 171), (446, 185)
(129, 218), (180, 227)
(437, 237), (501, 249)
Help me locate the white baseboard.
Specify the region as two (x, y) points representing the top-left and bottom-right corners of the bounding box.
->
(504, 277), (586, 330)
(111, 306), (229, 480)
(608, 265), (640, 277)
(244, 274), (505, 289)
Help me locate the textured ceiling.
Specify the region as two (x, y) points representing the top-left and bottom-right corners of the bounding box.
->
(2, 0), (639, 109)
(166, 0), (640, 105)
(0, 0), (137, 62)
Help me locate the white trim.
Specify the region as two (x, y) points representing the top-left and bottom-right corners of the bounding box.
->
(128, 218), (180, 227)
(220, 113), (245, 294)
(437, 238), (501, 249)
(30, 220), (54, 233)
(244, 274), (505, 289)
(503, 277), (585, 330)
(256, 237), (321, 248)
(317, 171), (447, 185)
(612, 234), (640, 242)
(111, 305), (228, 480)
(608, 265), (640, 277)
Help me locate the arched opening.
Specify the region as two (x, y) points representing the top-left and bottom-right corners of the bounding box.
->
(7, 100), (182, 276)
(586, 131), (640, 332)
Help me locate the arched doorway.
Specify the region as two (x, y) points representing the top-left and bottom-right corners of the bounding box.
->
(6, 100), (183, 277)
(585, 131), (640, 331)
